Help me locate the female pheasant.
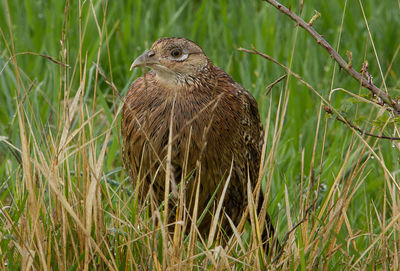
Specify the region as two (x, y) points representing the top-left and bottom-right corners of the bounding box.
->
(121, 37), (275, 248)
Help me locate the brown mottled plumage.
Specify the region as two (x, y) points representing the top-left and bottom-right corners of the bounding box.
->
(121, 38), (275, 247)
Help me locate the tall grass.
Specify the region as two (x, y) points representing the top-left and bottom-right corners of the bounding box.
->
(0, 0), (399, 269)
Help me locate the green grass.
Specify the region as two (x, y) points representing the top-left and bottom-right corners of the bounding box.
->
(1, 0), (399, 269)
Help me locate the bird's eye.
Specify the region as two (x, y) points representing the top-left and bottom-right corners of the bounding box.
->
(171, 49), (182, 58)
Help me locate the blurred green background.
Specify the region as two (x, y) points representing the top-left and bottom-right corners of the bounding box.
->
(0, 0), (399, 265)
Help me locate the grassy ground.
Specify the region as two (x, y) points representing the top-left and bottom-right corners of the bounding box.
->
(1, 0), (399, 270)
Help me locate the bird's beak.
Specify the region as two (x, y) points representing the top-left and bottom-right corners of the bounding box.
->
(130, 50), (159, 71)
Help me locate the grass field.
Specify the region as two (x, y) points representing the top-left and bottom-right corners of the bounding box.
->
(1, 0), (399, 270)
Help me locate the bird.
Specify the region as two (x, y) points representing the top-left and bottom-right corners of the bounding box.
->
(121, 37), (276, 250)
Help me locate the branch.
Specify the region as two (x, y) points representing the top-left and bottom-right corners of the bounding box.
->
(323, 106), (400, 141)
(239, 46), (400, 141)
(264, 0), (400, 115)
(0, 52), (69, 77)
(238, 47), (327, 104)
(265, 74), (287, 96)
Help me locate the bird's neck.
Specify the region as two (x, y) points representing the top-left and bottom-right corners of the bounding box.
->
(154, 64), (217, 90)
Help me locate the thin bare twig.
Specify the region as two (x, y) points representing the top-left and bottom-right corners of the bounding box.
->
(238, 47), (326, 104)
(264, 0), (400, 115)
(265, 74), (287, 96)
(0, 52), (69, 76)
(323, 106), (400, 140)
(93, 62), (123, 101)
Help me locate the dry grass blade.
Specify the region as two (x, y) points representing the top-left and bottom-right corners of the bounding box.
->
(225, 216), (246, 255)
(207, 161), (233, 248)
(57, 61), (85, 155)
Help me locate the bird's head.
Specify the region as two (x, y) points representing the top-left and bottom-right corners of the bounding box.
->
(131, 38), (210, 85)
